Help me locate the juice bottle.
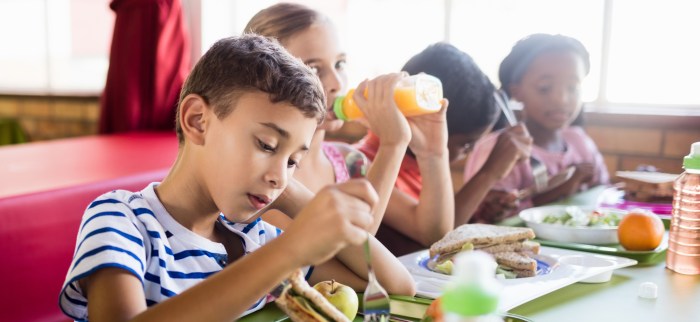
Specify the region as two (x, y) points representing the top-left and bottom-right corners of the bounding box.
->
(441, 251), (503, 322)
(332, 74), (443, 121)
(667, 141), (700, 275)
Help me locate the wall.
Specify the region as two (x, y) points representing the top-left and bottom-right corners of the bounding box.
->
(584, 111), (700, 176)
(0, 95), (100, 141)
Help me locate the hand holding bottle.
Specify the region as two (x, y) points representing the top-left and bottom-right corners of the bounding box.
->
(406, 98), (449, 158)
(350, 72), (412, 147)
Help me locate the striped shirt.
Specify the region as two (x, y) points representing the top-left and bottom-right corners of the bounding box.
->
(59, 182), (310, 321)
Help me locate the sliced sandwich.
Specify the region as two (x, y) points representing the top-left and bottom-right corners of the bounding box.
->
(428, 224), (540, 278)
(275, 269), (351, 322)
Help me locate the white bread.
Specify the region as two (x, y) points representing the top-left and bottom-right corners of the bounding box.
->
(478, 240), (540, 255)
(429, 224), (536, 258)
(493, 251), (537, 271)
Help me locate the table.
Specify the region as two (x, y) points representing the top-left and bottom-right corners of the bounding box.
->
(243, 186), (700, 322)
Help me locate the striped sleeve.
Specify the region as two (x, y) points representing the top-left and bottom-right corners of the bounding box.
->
(59, 195), (148, 320)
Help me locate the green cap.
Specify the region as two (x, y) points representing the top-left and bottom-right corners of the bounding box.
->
(683, 142), (700, 170)
(333, 96), (349, 121)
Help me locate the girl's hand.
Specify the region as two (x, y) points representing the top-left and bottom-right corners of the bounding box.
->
(407, 99), (449, 158)
(282, 179), (378, 266)
(481, 123), (533, 180)
(352, 73), (411, 147)
(479, 190), (520, 223)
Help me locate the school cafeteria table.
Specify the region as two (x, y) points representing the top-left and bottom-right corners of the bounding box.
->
(0, 132), (178, 321)
(241, 187), (700, 322)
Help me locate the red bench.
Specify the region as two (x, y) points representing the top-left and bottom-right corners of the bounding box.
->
(0, 132), (178, 321)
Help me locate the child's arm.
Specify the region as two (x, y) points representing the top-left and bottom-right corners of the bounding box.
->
(455, 124), (532, 224)
(380, 100), (454, 246)
(267, 178), (416, 296)
(82, 181), (378, 322)
(350, 73), (412, 234)
(308, 232), (416, 296)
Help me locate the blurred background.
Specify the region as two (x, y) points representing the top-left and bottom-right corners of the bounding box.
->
(0, 0), (698, 172)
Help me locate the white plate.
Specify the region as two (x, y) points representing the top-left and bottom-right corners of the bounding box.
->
(519, 205), (626, 245)
(398, 247), (637, 311)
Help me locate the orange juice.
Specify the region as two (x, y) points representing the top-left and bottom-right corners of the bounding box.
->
(333, 74), (443, 121)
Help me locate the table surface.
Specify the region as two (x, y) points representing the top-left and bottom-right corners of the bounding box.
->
(243, 186), (700, 322)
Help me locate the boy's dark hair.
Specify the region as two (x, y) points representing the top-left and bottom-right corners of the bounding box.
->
(499, 33), (590, 97)
(175, 34), (326, 144)
(244, 3), (325, 45)
(401, 42), (498, 137)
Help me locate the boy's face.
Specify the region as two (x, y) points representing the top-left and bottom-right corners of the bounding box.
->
(200, 91), (317, 222)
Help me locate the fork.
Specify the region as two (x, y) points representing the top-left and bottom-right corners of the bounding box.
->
(493, 90), (549, 193)
(362, 233), (390, 322)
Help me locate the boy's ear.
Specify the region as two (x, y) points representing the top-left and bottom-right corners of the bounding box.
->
(179, 94), (209, 146)
(508, 84), (521, 101)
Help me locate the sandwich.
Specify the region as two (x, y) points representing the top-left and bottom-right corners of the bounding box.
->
(428, 224), (540, 278)
(275, 269), (351, 322)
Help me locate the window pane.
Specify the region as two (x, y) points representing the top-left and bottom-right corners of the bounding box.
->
(607, 0), (700, 105)
(0, 0), (49, 92)
(449, 0), (605, 102)
(343, 0), (445, 86)
(0, 0), (112, 94)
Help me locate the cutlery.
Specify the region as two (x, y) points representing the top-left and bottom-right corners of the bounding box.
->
(362, 233), (391, 322)
(493, 90), (549, 193)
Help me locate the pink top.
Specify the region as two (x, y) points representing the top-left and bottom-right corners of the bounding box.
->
(464, 126), (609, 209)
(321, 142), (351, 183)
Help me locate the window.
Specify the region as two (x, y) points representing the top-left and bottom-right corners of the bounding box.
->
(0, 0), (113, 95)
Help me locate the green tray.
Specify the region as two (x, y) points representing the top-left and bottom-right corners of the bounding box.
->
(239, 295), (534, 321)
(535, 234), (668, 265)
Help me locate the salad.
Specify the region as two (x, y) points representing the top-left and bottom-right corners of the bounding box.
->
(541, 206), (622, 227)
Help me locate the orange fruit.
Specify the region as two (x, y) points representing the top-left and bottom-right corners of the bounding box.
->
(617, 211), (664, 251)
(422, 297), (443, 322)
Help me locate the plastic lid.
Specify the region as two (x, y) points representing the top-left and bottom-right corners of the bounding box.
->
(638, 282), (658, 299)
(440, 251), (501, 317)
(683, 142), (700, 170)
(333, 96), (349, 121)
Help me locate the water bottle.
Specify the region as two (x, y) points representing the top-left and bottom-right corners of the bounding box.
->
(441, 251), (503, 322)
(666, 141), (700, 275)
(333, 74), (443, 121)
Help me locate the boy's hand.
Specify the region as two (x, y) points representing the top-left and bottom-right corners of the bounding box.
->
(282, 179), (378, 266)
(481, 123), (532, 180)
(407, 99), (449, 158)
(352, 73), (412, 147)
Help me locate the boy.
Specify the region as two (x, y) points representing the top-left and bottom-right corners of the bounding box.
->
(59, 35), (415, 321)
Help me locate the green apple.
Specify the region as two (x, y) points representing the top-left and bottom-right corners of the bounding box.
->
(313, 280), (359, 320)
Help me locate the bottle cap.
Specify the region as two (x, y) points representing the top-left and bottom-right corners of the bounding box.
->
(638, 282), (658, 299)
(684, 142), (700, 170)
(333, 96), (349, 121)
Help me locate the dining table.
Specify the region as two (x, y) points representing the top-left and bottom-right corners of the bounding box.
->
(241, 186), (700, 322)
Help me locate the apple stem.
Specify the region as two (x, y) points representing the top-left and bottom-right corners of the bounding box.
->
(331, 279), (337, 293)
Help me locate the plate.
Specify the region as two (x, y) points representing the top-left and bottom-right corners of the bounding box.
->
(399, 246), (637, 310)
(519, 205), (626, 245)
(421, 253), (557, 278)
(535, 232), (669, 265)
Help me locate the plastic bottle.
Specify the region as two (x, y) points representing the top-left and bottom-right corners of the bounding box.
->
(332, 74), (443, 121)
(667, 141), (700, 275)
(440, 251), (503, 322)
